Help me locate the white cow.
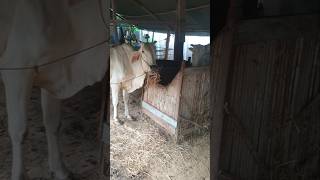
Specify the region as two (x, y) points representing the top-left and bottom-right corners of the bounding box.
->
(0, 0), (107, 179)
(189, 44), (210, 66)
(110, 42), (156, 123)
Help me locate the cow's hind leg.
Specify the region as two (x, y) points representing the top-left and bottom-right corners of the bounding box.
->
(41, 89), (71, 180)
(122, 89), (132, 120)
(2, 70), (33, 180)
(111, 84), (123, 124)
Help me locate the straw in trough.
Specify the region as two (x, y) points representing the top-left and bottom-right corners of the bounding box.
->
(145, 69), (161, 88)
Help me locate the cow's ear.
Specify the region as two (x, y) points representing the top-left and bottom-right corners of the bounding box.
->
(152, 41), (157, 44)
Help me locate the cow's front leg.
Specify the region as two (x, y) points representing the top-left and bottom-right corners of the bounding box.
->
(41, 89), (70, 180)
(2, 70), (33, 180)
(122, 89), (132, 120)
(111, 84), (120, 122)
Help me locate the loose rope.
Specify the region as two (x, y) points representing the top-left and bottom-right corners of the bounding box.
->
(110, 73), (147, 85)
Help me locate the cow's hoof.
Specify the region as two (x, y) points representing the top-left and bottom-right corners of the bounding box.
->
(128, 116), (137, 121)
(114, 117), (124, 125)
(117, 119), (125, 125)
(126, 115), (133, 120)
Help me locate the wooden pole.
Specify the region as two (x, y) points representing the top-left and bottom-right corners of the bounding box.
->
(111, 0), (119, 43)
(174, 0), (186, 61)
(99, 0), (110, 178)
(211, 0), (241, 179)
(165, 31), (170, 60)
(152, 30), (155, 42)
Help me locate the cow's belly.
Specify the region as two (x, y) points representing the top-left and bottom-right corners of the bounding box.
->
(110, 60), (147, 93)
(121, 73), (146, 93)
(34, 45), (107, 99)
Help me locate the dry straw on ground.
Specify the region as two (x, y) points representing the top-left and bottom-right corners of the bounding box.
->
(110, 90), (209, 179)
(110, 115), (192, 177)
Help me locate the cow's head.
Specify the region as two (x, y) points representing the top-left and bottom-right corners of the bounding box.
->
(139, 42), (157, 70)
(189, 44), (210, 66)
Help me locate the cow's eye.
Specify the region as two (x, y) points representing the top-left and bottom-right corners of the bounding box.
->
(142, 50), (145, 53)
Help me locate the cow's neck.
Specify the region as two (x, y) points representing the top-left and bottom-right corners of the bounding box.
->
(122, 44), (138, 58)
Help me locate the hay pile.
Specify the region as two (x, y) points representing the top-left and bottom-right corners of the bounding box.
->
(110, 90), (210, 179)
(110, 115), (191, 178)
(110, 90), (191, 179)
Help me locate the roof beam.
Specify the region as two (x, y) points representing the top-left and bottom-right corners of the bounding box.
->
(111, 19), (175, 26)
(174, 0), (186, 61)
(129, 0), (174, 31)
(123, 4), (210, 18)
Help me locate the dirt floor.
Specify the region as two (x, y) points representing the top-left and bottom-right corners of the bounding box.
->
(0, 76), (103, 179)
(110, 90), (210, 180)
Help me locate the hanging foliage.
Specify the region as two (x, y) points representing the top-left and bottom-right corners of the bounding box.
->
(115, 15), (158, 51)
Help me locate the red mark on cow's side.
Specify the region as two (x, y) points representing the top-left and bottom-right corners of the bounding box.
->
(131, 53), (141, 63)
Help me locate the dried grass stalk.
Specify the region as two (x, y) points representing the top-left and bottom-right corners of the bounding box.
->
(145, 69), (161, 88)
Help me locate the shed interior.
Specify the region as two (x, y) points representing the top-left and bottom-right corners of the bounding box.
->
(112, 0), (210, 35)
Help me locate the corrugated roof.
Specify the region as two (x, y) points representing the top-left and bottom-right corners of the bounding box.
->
(113, 0), (210, 35)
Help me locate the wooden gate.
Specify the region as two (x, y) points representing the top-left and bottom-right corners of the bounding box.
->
(142, 61), (211, 142)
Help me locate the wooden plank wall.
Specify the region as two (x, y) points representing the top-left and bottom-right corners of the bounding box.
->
(143, 64), (211, 141)
(143, 68), (183, 121)
(218, 15), (320, 180)
(177, 66), (211, 141)
(210, 26), (236, 180)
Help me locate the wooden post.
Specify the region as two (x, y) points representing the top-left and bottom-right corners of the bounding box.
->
(111, 0), (119, 43)
(174, 0), (186, 61)
(165, 31), (170, 60)
(151, 30), (155, 42)
(99, 0), (110, 178)
(211, 0), (241, 179)
(99, 74), (109, 179)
